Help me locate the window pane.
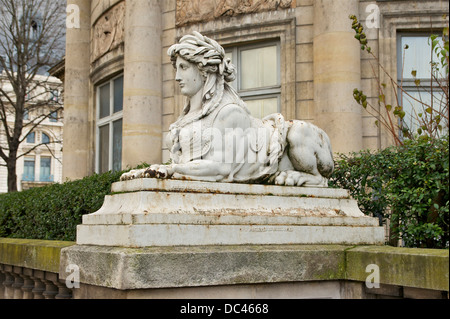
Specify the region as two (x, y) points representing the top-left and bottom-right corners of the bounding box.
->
(225, 52), (232, 63)
(224, 51), (237, 90)
(99, 83), (110, 119)
(244, 97), (279, 119)
(42, 133), (50, 144)
(402, 89), (448, 135)
(99, 124), (110, 173)
(241, 45), (278, 90)
(113, 76), (124, 113)
(50, 111), (58, 122)
(112, 119), (122, 172)
(23, 158), (35, 181)
(26, 132), (35, 143)
(400, 36), (442, 79)
(40, 157), (52, 182)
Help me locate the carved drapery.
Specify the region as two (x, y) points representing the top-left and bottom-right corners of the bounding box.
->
(176, 0), (294, 26)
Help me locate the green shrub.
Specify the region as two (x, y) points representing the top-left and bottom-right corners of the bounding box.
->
(0, 170), (124, 241)
(330, 135), (449, 249)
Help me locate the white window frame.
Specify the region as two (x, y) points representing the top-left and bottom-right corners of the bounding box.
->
(225, 41), (281, 116)
(95, 74), (123, 173)
(23, 156), (36, 182)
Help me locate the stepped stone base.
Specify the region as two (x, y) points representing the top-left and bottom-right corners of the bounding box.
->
(76, 178), (385, 247)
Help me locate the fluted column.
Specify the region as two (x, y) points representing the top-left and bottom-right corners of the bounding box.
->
(122, 0), (163, 169)
(313, 0), (363, 154)
(63, 0), (92, 179)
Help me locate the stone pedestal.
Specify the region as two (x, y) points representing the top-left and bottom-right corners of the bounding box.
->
(76, 178), (384, 247)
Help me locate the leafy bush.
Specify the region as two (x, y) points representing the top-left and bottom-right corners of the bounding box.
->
(349, 15), (449, 146)
(0, 170), (124, 241)
(330, 135), (449, 249)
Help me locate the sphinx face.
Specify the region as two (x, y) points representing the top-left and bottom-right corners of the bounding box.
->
(175, 56), (205, 97)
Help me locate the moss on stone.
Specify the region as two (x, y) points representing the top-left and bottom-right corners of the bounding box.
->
(1, 238), (448, 292)
(346, 245), (449, 291)
(0, 238), (75, 273)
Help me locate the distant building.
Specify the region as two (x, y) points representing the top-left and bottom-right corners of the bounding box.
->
(0, 72), (63, 193)
(63, 0), (449, 181)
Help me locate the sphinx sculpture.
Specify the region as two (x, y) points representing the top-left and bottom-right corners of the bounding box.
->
(121, 31), (334, 187)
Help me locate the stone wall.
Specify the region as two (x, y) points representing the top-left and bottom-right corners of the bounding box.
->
(0, 238), (448, 299)
(0, 238), (75, 299)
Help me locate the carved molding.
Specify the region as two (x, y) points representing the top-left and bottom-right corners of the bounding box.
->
(176, 0), (294, 27)
(92, 2), (125, 64)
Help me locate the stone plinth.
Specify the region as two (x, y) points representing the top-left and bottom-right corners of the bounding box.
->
(76, 178), (384, 247)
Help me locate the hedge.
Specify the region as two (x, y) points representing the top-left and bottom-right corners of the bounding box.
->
(1, 136), (448, 249)
(329, 135), (449, 249)
(0, 170), (124, 241)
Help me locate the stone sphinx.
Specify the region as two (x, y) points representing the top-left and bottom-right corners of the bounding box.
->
(121, 31), (334, 187)
(75, 32), (384, 249)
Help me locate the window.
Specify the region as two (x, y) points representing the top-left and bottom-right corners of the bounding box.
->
(225, 42), (281, 118)
(398, 34), (448, 136)
(49, 111), (58, 122)
(40, 156), (52, 182)
(96, 75), (123, 173)
(23, 157), (35, 182)
(51, 89), (59, 102)
(42, 133), (50, 144)
(26, 132), (35, 143)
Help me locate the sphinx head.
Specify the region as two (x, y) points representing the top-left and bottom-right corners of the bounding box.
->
(168, 31), (236, 105)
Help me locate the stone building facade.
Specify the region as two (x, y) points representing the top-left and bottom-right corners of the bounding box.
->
(63, 0), (449, 180)
(0, 73), (63, 193)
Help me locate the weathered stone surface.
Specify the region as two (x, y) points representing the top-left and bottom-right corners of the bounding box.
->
(58, 243), (449, 293)
(59, 244), (347, 290)
(76, 178), (384, 247)
(92, 1), (125, 63)
(176, 0), (294, 27)
(346, 245), (449, 291)
(120, 31), (333, 187)
(0, 238), (75, 273)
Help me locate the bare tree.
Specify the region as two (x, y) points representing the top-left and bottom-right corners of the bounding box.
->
(0, 0), (65, 192)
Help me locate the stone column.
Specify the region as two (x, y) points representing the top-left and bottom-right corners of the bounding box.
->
(122, 0), (163, 169)
(63, 0), (91, 180)
(313, 0), (363, 154)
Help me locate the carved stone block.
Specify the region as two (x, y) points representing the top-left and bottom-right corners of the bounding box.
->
(176, 0), (294, 26)
(92, 2), (125, 63)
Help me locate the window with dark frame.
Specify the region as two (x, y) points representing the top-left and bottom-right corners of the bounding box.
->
(96, 74), (124, 174)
